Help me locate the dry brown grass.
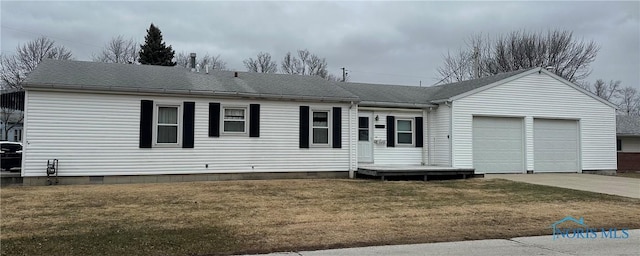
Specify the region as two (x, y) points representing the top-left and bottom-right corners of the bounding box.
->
(1, 178), (639, 255)
(617, 172), (640, 179)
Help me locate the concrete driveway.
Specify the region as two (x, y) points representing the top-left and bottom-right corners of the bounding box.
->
(486, 173), (640, 199)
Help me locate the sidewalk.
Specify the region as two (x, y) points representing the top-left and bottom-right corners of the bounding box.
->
(244, 229), (640, 256)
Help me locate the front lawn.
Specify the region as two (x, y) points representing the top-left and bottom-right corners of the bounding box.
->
(1, 179), (639, 255)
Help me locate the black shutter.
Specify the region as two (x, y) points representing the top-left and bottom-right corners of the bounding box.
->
(332, 107), (342, 148)
(249, 104), (260, 137)
(209, 103), (220, 137)
(415, 117), (423, 148)
(299, 106), (310, 148)
(182, 102), (195, 148)
(387, 115), (395, 147)
(139, 100), (153, 148)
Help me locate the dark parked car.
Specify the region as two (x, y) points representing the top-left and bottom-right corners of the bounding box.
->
(1, 142), (22, 172)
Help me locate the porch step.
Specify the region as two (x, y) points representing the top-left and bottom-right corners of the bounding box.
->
(357, 165), (475, 181)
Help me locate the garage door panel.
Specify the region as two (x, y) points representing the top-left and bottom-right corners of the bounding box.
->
(473, 117), (524, 173)
(534, 119), (579, 172)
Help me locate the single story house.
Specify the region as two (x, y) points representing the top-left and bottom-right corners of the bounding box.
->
(616, 115), (640, 172)
(19, 59), (617, 185)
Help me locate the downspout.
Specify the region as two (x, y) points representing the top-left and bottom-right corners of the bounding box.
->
(21, 90), (29, 178)
(426, 107), (433, 166)
(348, 101), (355, 178)
(422, 108), (428, 165)
(445, 101), (453, 167)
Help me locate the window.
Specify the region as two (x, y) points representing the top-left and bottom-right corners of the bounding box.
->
(396, 119), (413, 145)
(312, 110), (330, 144)
(13, 129), (22, 142)
(358, 116), (369, 141)
(156, 105), (180, 145)
(223, 107), (246, 133)
(617, 139), (622, 151)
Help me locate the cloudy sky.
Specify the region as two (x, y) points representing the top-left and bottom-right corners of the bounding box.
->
(1, 1), (638, 89)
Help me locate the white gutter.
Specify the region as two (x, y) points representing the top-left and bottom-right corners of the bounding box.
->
(359, 101), (436, 109)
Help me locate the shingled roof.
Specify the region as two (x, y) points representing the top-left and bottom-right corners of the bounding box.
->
(24, 59), (547, 107)
(24, 59), (359, 103)
(617, 115), (640, 136)
(337, 82), (440, 107)
(338, 68), (534, 106)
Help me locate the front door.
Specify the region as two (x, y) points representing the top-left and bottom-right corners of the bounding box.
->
(358, 113), (373, 163)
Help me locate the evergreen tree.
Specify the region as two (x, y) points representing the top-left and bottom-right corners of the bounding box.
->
(138, 23), (176, 66)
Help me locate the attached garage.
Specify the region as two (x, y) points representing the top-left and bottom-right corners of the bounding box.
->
(534, 119), (579, 172)
(472, 116), (524, 173)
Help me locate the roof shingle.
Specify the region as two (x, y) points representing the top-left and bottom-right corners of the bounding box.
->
(24, 59), (542, 106)
(24, 59), (359, 102)
(617, 115), (640, 136)
(339, 68), (534, 105)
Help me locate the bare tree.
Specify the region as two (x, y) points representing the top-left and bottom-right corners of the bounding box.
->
(437, 29), (599, 84)
(436, 50), (473, 84)
(281, 52), (302, 74)
(243, 52), (277, 73)
(280, 49), (330, 78)
(306, 54), (329, 78)
(618, 87), (640, 116)
(1, 36), (72, 89)
(92, 35), (138, 64)
(199, 54), (227, 71)
(590, 79), (621, 102)
(175, 52), (191, 69)
(175, 52), (227, 71)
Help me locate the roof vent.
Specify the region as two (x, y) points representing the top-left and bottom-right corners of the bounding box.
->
(234, 72), (238, 78)
(545, 66), (554, 71)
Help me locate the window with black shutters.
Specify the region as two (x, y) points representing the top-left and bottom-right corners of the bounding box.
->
(396, 118), (413, 145)
(312, 110), (330, 145)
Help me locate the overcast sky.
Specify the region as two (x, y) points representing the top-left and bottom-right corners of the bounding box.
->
(1, 1), (638, 89)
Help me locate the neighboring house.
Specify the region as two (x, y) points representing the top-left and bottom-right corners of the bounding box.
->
(1, 90), (24, 142)
(616, 115), (640, 172)
(19, 59), (617, 184)
(0, 112), (24, 142)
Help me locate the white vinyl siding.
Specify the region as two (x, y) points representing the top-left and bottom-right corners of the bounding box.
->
(366, 108), (422, 165)
(430, 104), (451, 166)
(22, 90), (351, 177)
(452, 72), (616, 172)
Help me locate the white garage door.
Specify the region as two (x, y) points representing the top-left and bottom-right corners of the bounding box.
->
(473, 117), (524, 173)
(534, 119), (579, 172)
